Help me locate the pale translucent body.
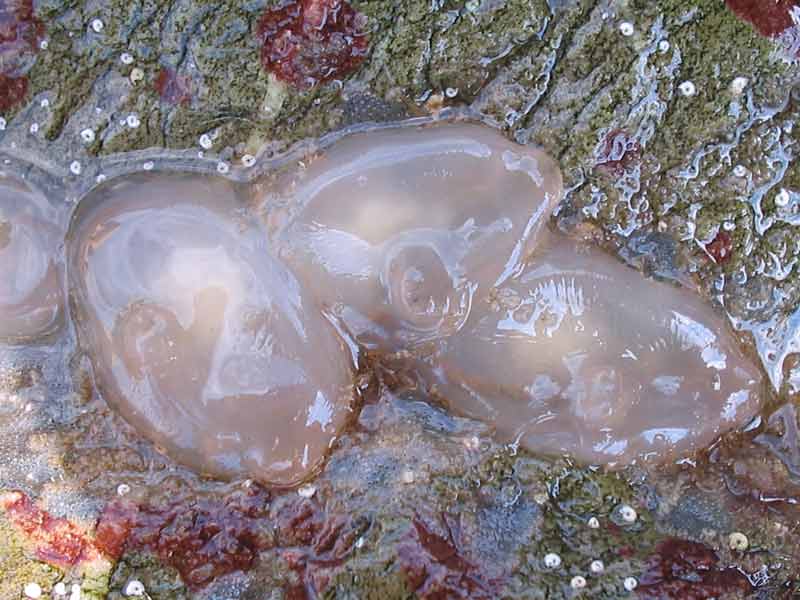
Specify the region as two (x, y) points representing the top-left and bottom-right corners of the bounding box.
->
(69, 175), (354, 485)
(418, 235), (763, 466)
(0, 177), (63, 342)
(268, 123), (563, 348)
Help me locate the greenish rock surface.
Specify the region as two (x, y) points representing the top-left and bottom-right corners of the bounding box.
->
(2, 0), (800, 598)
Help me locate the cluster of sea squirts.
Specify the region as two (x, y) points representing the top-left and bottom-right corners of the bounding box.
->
(0, 121), (764, 486)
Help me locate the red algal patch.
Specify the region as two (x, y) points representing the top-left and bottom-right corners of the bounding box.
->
(154, 67), (192, 106)
(115, 488), (365, 594)
(274, 496), (367, 596)
(397, 513), (502, 600)
(705, 230), (733, 264)
(125, 486), (274, 588)
(257, 0), (369, 89)
(0, 0), (44, 111)
(93, 499), (138, 560)
(725, 0), (799, 38)
(0, 491), (104, 568)
(595, 129), (641, 178)
(637, 538), (753, 599)
(0, 72), (26, 110)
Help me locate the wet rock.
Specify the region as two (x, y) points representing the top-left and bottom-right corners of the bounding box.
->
(637, 538), (753, 599)
(756, 402), (800, 481)
(1, 0), (800, 597)
(667, 491), (732, 534)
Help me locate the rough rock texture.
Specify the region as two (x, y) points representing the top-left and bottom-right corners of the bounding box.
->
(1, 0), (800, 598)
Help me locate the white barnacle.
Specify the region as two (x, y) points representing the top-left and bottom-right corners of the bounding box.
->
(618, 504), (637, 524)
(400, 468), (415, 484)
(678, 80), (697, 97)
(733, 164), (748, 178)
(623, 577), (638, 591)
(80, 128), (95, 143)
(129, 68), (144, 84)
(619, 21), (634, 36)
(730, 77), (749, 95)
(543, 552), (562, 569)
(728, 531), (749, 551)
(297, 483), (316, 498)
(124, 580), (145, 597)
(570, 575), (587, 589)
(775, 188), (791, 207)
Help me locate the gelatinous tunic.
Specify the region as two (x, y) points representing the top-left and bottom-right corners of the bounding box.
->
(0, 176), (63, 342)
(269, 123), (563, 349)
(420, 235), (763, 466)
(69, 174), (354, 485)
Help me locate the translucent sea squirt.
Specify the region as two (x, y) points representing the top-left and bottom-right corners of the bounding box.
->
(269, 123), (563, 348)
(68, 174), (354, 485)
(419, 235), (763, 466)
(0, 175), (64, 342)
